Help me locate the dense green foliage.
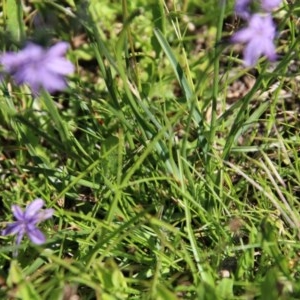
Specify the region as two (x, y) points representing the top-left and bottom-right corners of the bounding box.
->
(0, 0), (300, 299)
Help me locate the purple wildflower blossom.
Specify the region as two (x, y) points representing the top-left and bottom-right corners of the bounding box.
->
(2, 199), (54, 247)
(0, 42), (74, 94)
(260, 0), (282, 12)
(231, 13), (277, 66)
(235, 0), (252, 20)
(235, 0), (282, 19)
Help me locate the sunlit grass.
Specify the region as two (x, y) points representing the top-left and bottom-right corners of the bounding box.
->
(0, 0), (300, 299)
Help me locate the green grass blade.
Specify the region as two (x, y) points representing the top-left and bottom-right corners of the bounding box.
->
(153, 28), (203, 127)
(3, 0), (25, 42)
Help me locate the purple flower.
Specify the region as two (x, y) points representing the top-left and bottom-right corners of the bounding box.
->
(2, 199), (54, 247)
(260, 0), (282, 11)
(235, 0), (252, 20)
(0, 42), (74, 94)
(231, 14), (277, 66)
(235, 0), (282, 19)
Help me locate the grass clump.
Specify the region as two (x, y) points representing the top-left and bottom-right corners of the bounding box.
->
(0, 0), (300, 299)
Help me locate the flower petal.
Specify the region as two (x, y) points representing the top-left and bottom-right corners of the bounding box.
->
(2, 222), (23, 236)
(235, 0), (251, 20)
(24, 199), (44, 218)
(258, 38), (277, 59)
(27, 228), (46, 245)
(20, 43), (45, 61)
(47, 42), (70, 57)
(231, 28), (254, 44)
(36, 208), (54, 222)
(13, 66), (43, 93)
(0, 53), (21, 73)
(40, 73), (68, 93)
(16, 231), (25, 245)
(261, 0), (282, 11)
(243, 39), (263, 66)
(11, 205), (24, 220)
(45, 58), (75, 75)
